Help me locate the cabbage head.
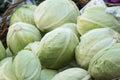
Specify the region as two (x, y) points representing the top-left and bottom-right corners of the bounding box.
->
(51, 68), (91, 80)
(88, 43), (120, 80)
(34, 0), (80, 33)
(13, 50), (41, 80)
(40, 69), (57, 80)
(0, 41), (6, 60)
(75, 28), (120, 69)
(7, 22), (41, 55)
(10, 5), (36, 25)
(0, 57), (17, 80)
(36, 27), (79, 69)
(77, 6), (120, 35)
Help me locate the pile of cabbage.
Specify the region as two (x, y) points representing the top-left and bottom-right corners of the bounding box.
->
(0, 0), (120, 80)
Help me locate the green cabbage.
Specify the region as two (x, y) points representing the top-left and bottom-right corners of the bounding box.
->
(13, 50), (41, 80)
(77, 6), (120, 35)
(34, 0), (80, 33)
(0, 57), (17, 80)
(0, 41), (6, 60)
(36, 27), (79, 69)
(51, 68), (91, 80)
(89, 43), (120, 80)
(75, 28), (120, 69)
(10, 5), (36, 25)
(7, 22), (42, 55)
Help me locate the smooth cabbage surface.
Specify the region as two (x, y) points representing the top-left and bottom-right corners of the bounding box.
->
(75, 28), (120, 69)
(36, 27), (79, 69)
(7, 22), (41, 55)
(51, 68), (91, 80)
(10, 5), (36, 25)
(89, 43), (120, 80)
(34, 0), (80, 33)
(77, 6), (120, 35)
(13, 50), (41, 80)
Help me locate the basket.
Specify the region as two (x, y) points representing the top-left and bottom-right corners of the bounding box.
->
(0, 0), (90, 48)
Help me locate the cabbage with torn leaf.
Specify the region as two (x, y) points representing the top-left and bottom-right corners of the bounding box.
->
(89, 43), (120, 80)
(75, 28), (120, 69)
(51, 68), (91, 80)
(10, 5), (36, 25)
(34, 0), (80, 33)
(77, 6), (120, 35)
(13, 50), (41, 80)
(36, 27), (79, 69)
(7, 22), (41, 55)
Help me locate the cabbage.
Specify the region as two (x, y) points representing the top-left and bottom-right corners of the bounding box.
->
(0, 57), (17, 80)
(36, 27), (79, 69)
(89, 43), (120, 80)
(77, 6), (120, 35)
(40, 69), (57, 80)
(13, 50), (41, 80)
(10, 5), (36, 25)
(0, 41), (6, 60)
(75, 28), (120, 69)
(51, 68), (91, 80)
(34, 0), (80, 33)
(7, 22), (42, 55)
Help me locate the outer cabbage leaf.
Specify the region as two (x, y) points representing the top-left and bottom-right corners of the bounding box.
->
(36, 27), (79, 69)
(34, 0), (80, 33)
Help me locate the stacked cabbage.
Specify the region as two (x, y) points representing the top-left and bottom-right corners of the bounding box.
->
(1, 0), (120, 80)
(34, 0), (80, 33)
(10, 5), (37, 25)
(77, 6), (120, 35)
(75, 28), (120, 69)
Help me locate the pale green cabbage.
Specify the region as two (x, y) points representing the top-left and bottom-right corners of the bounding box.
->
(0, 57), (17, 80)
(13, 50), (41, 80)
(10, 5), (36, 25)
(34, 0), (80, 33)
(40, 69), (57, 80)
(89, 43), (120, 80)
(0, 41), (6, 60)
(75, 28), (120, 69)
(51, 68), (91, 80)
(77, 6), (120, 35)
(7, 22), (41, 55)
(36, 27), (79, 69)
